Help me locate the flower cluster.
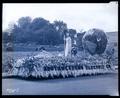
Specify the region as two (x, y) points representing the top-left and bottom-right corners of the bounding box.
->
(2, 56), (14, 73)
(9, 55), (115, 79)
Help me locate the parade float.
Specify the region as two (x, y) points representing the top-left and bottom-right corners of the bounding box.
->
(2, 28), (118, 79)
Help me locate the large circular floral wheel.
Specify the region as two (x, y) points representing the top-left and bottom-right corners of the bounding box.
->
(82, 28), (108, 55)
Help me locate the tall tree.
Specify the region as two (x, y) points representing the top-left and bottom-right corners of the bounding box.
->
(3, 17), (69, 45)
(53, 20), (67, 43)
(17, 16), (32, 29)
(31, 17), (49, 31)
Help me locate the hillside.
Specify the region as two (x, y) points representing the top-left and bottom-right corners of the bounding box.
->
(106, 31), (118, 43)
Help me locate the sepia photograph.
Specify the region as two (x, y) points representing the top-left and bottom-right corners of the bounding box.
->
(2, 2), (118, 95)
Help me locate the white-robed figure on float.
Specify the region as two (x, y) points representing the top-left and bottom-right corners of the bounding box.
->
(64, 31), (72, 58)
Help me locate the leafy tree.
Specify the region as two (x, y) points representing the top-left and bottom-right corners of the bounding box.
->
(76, 32), (85, 50)
(53, 20), (67, 43)
(2, 32), (10, 43)
(31, 17), (49, 31)
(46, 24), (60, 45)
(3, 17), (69, 45)
(17, 16), (32, 29)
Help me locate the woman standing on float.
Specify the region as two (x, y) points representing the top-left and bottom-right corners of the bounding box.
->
(64, 30), (72, 58)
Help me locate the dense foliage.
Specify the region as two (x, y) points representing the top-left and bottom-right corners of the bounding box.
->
(3, 17), (69, 45)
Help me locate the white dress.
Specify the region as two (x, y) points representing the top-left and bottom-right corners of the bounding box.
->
(65, 37), (72, 57)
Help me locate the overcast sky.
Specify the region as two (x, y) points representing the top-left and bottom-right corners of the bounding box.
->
(2, 2), (118, 32)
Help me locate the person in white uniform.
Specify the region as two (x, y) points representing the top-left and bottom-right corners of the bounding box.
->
(64, 33), (72, 58)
